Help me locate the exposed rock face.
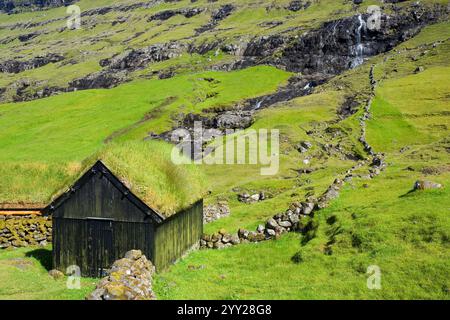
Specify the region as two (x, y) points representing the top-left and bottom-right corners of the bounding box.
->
(3, 3), (445, 105)
(154, 110), (254, 144)
(243, 73), (327, 111)
(70, 42), (185, 90)
(0, 215), (52, 249)
(68, 70), (127, 90)
(215, 111), (254, 130)
(149, 7), (205, 21)
(238, 192), (266, 204)
(287, 0), (311, 12)
(9, 79), (65, 102)
(238, 5), (447, 75)
(195, 4), (235, 34)
(0, 0), (77, 13)
(338, 96), (360, 119)
(86, 250), (156, 301)
(0, 53), (64, 74)
(100, 42), (185, 71)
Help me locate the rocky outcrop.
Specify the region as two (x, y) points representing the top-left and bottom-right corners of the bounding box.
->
(68, 70), (128, 90)
(296, 141), (313, 154)
(153, 109), (254, 142)
(286, 1), (311, 12)
(243, 74), (328, 111)
(238, 192), (266, 204)
(0, 215), (51, 249)
(149, 7), (205, 21)
(70, 42), (185, 90)
(237, 4), (448, 75)
(100, 42), (185, 71)
(0, 53), (64, 74)
(0, 0), (77, 13)
(9, 79), (65, 102)
(195, 4), (235, 34)
(86, 250), (156, 300)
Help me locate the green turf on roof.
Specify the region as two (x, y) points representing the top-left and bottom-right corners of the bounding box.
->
(0, 140), (207, 217)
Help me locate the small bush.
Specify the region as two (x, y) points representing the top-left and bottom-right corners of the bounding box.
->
(291, 251), (303, 264)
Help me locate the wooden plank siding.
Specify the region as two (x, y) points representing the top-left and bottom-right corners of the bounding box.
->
(53, 218), (156, 277)
(153, 200), (203, 270)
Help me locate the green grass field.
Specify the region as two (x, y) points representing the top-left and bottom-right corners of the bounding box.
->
(0, 246), (95, 300)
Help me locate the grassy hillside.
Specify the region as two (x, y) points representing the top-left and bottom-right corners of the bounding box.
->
(153, 19), (450, 299)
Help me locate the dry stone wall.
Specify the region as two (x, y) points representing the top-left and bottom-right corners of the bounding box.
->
(200, 155), (387, 249)
(87, 250), (156, 300)
(0, 215), (51, 249)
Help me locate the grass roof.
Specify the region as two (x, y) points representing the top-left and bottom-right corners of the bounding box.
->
(0, 140), (207, 217)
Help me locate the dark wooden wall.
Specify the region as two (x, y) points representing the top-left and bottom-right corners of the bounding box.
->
(153, 200), (203, 271)
(53, 218), (155, 277)
(53, 171), (149, 223)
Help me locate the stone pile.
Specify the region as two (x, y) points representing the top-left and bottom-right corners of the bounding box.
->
(203, 202), (230, 224)
(87, 250), (156, 300)
(238, 192), (266, 203)
(0, 215), (51, 249)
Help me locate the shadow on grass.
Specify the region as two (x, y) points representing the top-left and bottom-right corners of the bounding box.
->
(25, 248), (52, 271)
(399, 189), (416, 198)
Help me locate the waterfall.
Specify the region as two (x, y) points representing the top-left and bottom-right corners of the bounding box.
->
(254, 100), (263, 110)
(351, 15), (366, 68)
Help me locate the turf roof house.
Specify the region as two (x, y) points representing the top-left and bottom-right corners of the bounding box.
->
(45, 160), (203, 277)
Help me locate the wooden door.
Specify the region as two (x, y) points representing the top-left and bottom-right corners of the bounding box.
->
(87, 218), (114, 278)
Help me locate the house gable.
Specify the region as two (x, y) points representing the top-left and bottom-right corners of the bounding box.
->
(46, 161), (164, 224)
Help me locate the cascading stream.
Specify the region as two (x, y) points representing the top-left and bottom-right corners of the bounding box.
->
(352, 14), (366, 68)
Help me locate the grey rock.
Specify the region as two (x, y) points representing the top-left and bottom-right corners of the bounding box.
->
(213, 241), (225, 250)
(222, 234), (232, 243)
(266, 218), (278, 230)
(257, 224), (265, 233)
(48, 269), (65, 280)
(266, 229), (276, 237)
(302, 202), (315, 215)
(278, 221), (292, 228)
(230, 234), (240, 245)
(414, 180), (442, 190)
